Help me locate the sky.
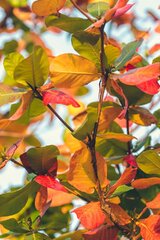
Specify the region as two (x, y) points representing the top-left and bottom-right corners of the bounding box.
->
(0, 0), (160, 193)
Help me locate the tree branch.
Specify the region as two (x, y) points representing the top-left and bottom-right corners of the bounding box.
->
(126, 109), (132, 155)
(70, 0), (95, 23)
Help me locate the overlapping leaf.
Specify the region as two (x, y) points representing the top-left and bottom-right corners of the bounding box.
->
(49, 54), (100, 88)
(45, 14), (91, 33)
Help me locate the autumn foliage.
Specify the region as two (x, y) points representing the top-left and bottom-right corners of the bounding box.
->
(0, 0), (160, 239)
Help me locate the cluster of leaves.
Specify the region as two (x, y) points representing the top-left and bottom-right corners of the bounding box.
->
(0, 0), (160, 239)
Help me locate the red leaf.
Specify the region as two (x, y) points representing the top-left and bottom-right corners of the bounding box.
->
(123, 154), (138, 167)
(113, 4), (134, 18)
(73, 202), (106, 230)
(112, 63), (160, 85)
(35, 175), (67, 192)
(83, 225), (118, 240)
(114, 0), (129, 8)
(138, 215), (160, 240)
(136, 78), (160, 95)
(42, 90), (80, 107)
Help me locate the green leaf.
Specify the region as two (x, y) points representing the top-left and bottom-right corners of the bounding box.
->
(45, 14), (91, 33)
(137, 150), (160, 175)
(20, 145), (59, 174)
(110, 185), (133, 198)
(4, 52), (24, 79)
(105, 44), (120, 66)
(114, 39), (143, 70)
(3, 40), (18, 55)
(116, 82), (152, 106)
(29, 98), (46, 118)
(87, 1), (109, 18)
(14, 46), (49, 87)
(0, 84), (26, 106)
(72, 31), (101, 69)
(72, 111), (97, 140)
(0, 181), (39, 216)
(0, 218), (28, 233)
(7, 0), (27, 7)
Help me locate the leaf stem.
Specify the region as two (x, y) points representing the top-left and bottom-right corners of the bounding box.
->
(70, 0), (95, 23)
(126, 109), (132, 155)
(27, 83), (74, 132)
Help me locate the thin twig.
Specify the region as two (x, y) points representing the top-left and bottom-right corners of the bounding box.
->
(70, 0), (95, 23)
(27, 83), (74, 132)
(10, 158), (28, 170)
(126, 109), (132, 155)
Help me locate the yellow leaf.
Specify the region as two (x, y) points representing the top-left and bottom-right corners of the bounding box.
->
(64, 131), (85, 153)
(32, 0), (66, 16)
(50, 54), (100, 88)
(97, 132), (136, 142)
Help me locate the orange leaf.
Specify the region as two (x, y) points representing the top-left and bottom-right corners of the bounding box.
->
(67, 146), (96, 193)
(96, 152), (109, 188)
(42, 90), (80, 107)
(131, 177), (160, 189)
(107, 202), (131, 225)
(107, 166), (137, 196)
(35, 186), (51, 216)
(137, 215), (160, 240)
(83, 225), (118, 240)
(67, 146), (108, 193)
(112, 63), (160, 85)
(73, 202), (106, 230)
(146, 193), (160, 209)
(148, 44), (160, 55)
(32, 0), (66, 16)
(49, 189), (74, 207)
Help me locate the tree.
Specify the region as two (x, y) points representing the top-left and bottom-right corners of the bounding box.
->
(0, 0), (160, 239)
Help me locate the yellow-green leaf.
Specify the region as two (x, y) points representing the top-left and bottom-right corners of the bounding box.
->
(14, 46), (49, 87)
(50, 54), (100, 88)
(0, 84), (26, 106)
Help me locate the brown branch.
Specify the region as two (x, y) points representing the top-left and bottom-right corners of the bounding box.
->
(70, 0), (95, 23)
(126, 109), (132, 155)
